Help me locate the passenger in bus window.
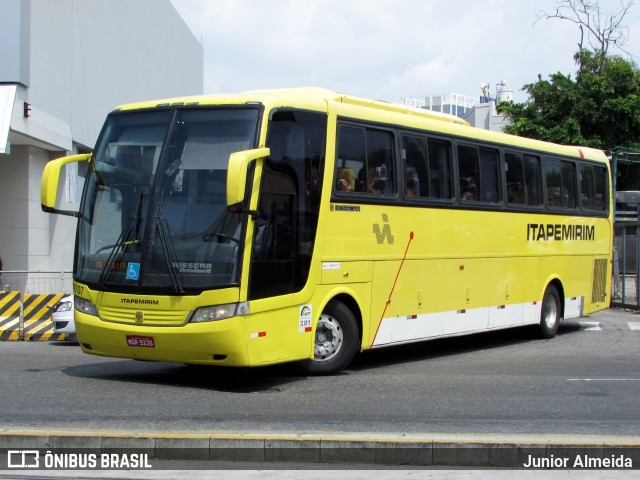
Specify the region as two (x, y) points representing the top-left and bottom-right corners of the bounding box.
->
(336, 167), (355, 192)
(507, 182), (525, 204)
(460, 178), (477, 201)
(406, 166), (420, 197)
(357, 167), (380, 194)
(367, 166), (386, 194)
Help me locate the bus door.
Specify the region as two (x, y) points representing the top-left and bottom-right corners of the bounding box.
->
(243, 110), (327, 366)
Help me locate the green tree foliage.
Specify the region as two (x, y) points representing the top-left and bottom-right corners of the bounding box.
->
(500, 51), (640, 151)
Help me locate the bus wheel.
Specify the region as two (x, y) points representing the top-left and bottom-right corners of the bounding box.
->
(301, 301), (359, 375)
(538, 284), (561, 339)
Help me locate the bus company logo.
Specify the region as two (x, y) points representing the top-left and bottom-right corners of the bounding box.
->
(135, 311), (144, 322)
(373, 214), (394, 245)
(527, 223), (595, 242)
(121, 298), (160, 306)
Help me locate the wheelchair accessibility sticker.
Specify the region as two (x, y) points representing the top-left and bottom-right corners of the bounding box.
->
(126, 262), (140, 281)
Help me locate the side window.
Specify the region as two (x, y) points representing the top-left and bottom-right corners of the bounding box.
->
(335, 126), (364, 192)
(523, 154), (543, 206)
(505, 152), (525, 204)
(457, 144), (500, 203)
(580, 164), (608, 212)
(505, 152), (542, 206)
(545, 158), (577, 209)
(458, 145), (479, 201)
(593, 166), (607, 211)
(365, 129), (394, 195)
(428, 139), (453, 199)
(402, 136), (453, 200)
(561, 161), (577, 208)
(479, 147), (500, 203)
(335, 125), (394, 195)
(402, 135), (427, 197)
(545, 159), (562, 207)
(579, 164), (596, 210)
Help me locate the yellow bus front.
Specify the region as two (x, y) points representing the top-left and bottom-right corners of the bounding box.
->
(63, 92), (333, 369)
(72, 285), (252, 365)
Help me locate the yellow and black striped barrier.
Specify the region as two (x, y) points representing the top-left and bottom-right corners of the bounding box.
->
(0, 292), (71, 341)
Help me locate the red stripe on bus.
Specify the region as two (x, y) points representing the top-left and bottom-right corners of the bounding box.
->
(372, 231), (414, 345)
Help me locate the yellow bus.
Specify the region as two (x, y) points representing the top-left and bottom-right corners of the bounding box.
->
(41, 87), (613, 374)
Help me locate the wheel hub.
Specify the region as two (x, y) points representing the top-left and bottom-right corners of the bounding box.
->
(314, 314), (343, 361)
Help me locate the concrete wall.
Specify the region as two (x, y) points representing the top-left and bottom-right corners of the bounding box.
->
(17, 0), (203, 150)
(461, 101), (508, 132)
(0, 0), (30, 86)
(0, 0), (203, 286)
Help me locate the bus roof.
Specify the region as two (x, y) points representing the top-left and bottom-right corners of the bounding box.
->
(112, 87), (607, 164)
(113, 87), (467, 125)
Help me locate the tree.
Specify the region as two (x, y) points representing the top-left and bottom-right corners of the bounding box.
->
(500, 52), (640, 151)
(536, 0), (634, 74)
(500, 0), (640, 151)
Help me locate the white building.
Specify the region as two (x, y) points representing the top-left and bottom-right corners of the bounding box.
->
(401, 82), (513, 132)
(0, 0), (203, 291)
(460, 99), (510, 132)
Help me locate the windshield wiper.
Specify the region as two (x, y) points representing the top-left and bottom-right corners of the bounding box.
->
(155, 216), (184, 293)
(97, 190), (144, 289)
(97, 215), (135, 289)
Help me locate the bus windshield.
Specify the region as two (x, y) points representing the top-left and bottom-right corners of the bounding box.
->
(75, 108), (260, 294)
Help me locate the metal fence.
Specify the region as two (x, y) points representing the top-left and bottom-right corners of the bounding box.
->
(612, 221), (640, 309)
(1, 271), (73, 295)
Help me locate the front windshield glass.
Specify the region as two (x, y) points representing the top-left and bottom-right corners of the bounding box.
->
(75, 108), (260, 293)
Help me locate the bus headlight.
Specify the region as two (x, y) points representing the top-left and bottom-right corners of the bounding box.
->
(189, 302), (249, 323)
(75, 297), (99, 316)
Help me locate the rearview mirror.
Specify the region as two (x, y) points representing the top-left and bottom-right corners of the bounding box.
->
(41, 153), (91, 217)
(226, 147), (270, 210)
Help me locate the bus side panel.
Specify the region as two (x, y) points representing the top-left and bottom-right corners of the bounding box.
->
(370, 258), (495, 346)
(244, 300), (314, 366)
(244, 282), (374, 366)
(520, 257), (542, 325)
(368, 259), (446, 346)
(441, 258), (491, 335)
(489, 258), (526, 328)
(538, 254), (593, 320)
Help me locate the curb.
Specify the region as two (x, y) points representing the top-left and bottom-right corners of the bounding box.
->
(2, 430), (640, 468)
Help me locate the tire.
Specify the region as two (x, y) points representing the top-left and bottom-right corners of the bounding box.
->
(538, 284), (562, 339)
(299, 301), (360, 375)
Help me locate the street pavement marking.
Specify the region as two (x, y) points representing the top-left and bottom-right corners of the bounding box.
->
(567, 378), (640, 381)
(628, 322), (640, 330)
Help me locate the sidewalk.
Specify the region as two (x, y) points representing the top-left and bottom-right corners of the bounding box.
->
(1, 428), (639, 469)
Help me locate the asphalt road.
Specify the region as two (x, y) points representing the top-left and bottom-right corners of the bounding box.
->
(1, 309), (639, 437)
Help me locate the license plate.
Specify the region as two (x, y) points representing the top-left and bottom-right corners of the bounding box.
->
(126, 335), (155, 348)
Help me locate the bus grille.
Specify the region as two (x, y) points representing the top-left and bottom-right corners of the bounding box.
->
(98, 306), (189, 326)
(592, 258), (608, 304)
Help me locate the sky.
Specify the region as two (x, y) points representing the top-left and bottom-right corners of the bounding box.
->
(168, 0), (640, 104)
